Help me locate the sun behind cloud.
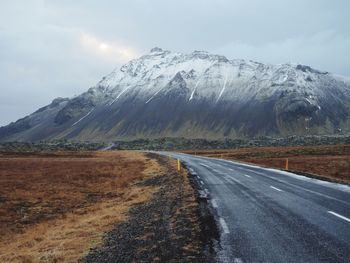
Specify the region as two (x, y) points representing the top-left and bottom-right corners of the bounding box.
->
(80, 32), (139, 62)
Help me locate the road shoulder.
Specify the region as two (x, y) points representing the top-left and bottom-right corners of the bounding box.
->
(83, 153), (218, 262)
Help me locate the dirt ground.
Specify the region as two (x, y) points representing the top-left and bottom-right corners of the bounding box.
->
(0, 151), (165, 262)
(84, 153), (217, 262)
(184, 144), (350, 184)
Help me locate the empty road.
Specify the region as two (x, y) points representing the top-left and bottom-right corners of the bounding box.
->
(159, 152), (350, 263)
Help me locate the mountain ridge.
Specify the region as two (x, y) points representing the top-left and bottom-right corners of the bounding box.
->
(1, 47), (350, 142)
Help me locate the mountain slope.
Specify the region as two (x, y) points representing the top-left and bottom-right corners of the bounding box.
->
(1, 47), (350, 142)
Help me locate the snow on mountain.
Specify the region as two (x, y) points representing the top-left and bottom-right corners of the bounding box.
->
(91, 47), (349, 109)
(1, 48), (350, 141)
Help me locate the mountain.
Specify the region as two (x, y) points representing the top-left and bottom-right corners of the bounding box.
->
(1, 47), (350, 142)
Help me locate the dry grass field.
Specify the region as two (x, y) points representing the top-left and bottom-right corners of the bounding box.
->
(0, 151), (164, 262)
(184, 144), (350, 184)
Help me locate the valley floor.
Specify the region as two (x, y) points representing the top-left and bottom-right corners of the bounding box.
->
(0, 151), (214, 262)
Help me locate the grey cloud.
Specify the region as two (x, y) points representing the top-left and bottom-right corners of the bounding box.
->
(0, 0), (349, 125)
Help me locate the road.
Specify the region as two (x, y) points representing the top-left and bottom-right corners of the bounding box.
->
(159, 152), (350, 263)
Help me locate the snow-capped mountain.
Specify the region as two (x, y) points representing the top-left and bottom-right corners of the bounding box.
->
(1, 47), (350, 141)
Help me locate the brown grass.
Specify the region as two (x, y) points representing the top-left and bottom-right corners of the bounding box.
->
(184, 144), (350, 183)
(0, 151), (163, 263)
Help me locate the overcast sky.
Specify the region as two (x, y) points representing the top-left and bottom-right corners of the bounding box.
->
(1, 0), (349, 126)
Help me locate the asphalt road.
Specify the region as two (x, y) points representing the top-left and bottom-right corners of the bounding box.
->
(159, 152), (350, 263)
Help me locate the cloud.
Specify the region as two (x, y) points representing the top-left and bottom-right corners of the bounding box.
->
(214, 31), (350, 75)
(0, 0), (349, 126)
(79, 32), (140, 63)
(0, 24), (138, 126)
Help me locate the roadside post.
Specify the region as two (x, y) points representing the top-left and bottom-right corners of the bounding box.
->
(177, 159), (181, 173)
(285, 158), (289, 170)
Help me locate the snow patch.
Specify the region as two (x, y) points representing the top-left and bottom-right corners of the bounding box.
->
(189, 79), (200, 101)
(146, 87), (163, 103)
(216, 73), (228, 103)
(109, 86), (132, 105)
(72, 109), (94, 126)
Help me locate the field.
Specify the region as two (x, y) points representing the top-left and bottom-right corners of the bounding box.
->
(0, 151), (163, 262)
(2, 144), (348, 262)
(184, 144), (350, 184)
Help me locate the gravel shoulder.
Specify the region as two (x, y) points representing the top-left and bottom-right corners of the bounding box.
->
(83, 153), (219, 262)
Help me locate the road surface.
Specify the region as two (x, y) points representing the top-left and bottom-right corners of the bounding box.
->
(159, 152), (350, 263)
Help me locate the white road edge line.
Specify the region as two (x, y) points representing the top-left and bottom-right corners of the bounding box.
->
(243, 174), (251, 178)
(200, 163), (211, 168)
(211, 199), (218, 208)
(219, 218), (230, 234)
(227, 176), (241, 184)
(270, 186), (283, 192)
(242, 168), (350, 206)
(328, 211), (350, 223)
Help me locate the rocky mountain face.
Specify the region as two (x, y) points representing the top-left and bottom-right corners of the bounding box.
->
(1, 47), (350, 142)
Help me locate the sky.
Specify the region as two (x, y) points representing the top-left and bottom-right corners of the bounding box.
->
(0, 0), (349, 126)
